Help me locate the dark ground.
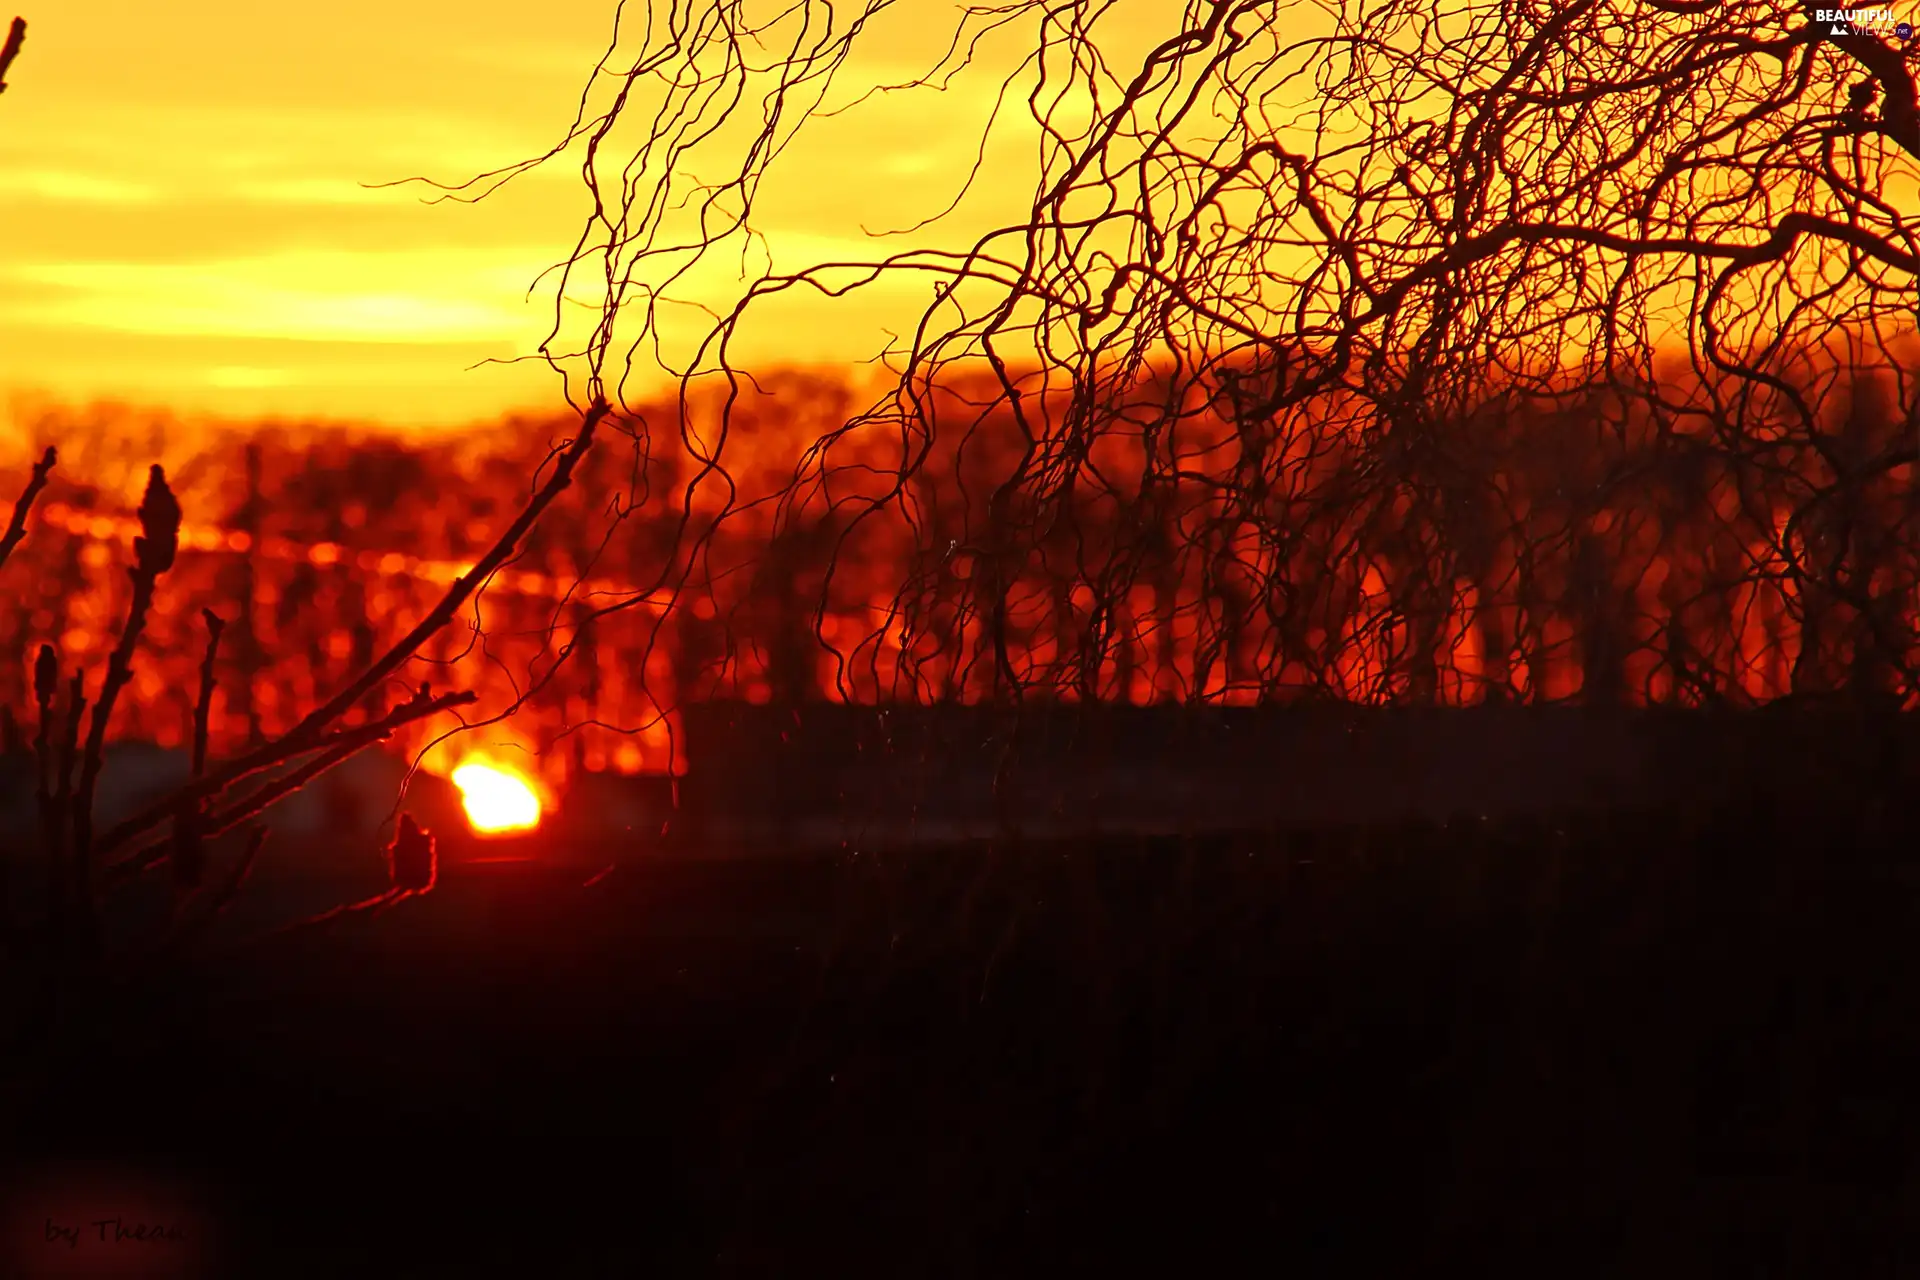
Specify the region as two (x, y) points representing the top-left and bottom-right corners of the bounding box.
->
(5, 796), (1920, 1277)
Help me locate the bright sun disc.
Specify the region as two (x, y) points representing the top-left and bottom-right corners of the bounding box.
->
(451, 759), (542, 834)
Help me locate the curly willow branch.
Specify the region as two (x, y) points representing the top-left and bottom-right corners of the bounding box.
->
(402, 0), (1920, 748)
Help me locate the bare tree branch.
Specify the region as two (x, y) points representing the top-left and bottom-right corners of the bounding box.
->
(0, 446), (54, 574)
(0, 17), (25, 97)
(417, 0), (1920, 722)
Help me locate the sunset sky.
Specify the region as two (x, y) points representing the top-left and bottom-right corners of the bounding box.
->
(0, 0), (1075, 431)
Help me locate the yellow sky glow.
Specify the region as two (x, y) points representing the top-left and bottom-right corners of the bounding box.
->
(0, 0), (1087, 431)
(5, 4), (1841, 443)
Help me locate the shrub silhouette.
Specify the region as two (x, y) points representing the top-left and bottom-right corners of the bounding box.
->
(0, 399), (610, 1064)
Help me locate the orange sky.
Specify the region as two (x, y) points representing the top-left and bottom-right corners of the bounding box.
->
(4, 5), (1885, 443)
(0, 0), (1081, 431)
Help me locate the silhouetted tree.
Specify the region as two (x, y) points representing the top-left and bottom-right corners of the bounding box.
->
(444, 0), (1920, 713)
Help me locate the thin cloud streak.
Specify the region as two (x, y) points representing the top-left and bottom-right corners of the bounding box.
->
(0, 1), (1195, 425)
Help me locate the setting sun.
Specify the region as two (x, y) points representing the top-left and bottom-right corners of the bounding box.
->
(451, 757), (542, 835)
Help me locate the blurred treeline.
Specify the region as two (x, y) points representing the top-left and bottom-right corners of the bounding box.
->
(1, 349), (1916, 787)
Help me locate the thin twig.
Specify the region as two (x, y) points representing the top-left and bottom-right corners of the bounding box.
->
(280, 398), (606, 749)
(207, 825), (266, 917)
(202, 737), (380, 840)
(7, 646), (56, 948)
(28, 646), (55, 918)
(58, 467), (180, 965)
(227, 889), (405, 956)
(46, 672), (84, 967)
(97, 683), (477, 864)
(154, 826), (267, 963)
(170, 610), (225, 892)
(102, 687), (477, 886)
(0, 445), (54, 574)
(74, 468), (179, 861)
(191, 609), (224, 781)
(0, 17), (25, 97)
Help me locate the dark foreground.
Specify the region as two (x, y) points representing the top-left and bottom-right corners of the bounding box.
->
(5, 801), (1920, 1277)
